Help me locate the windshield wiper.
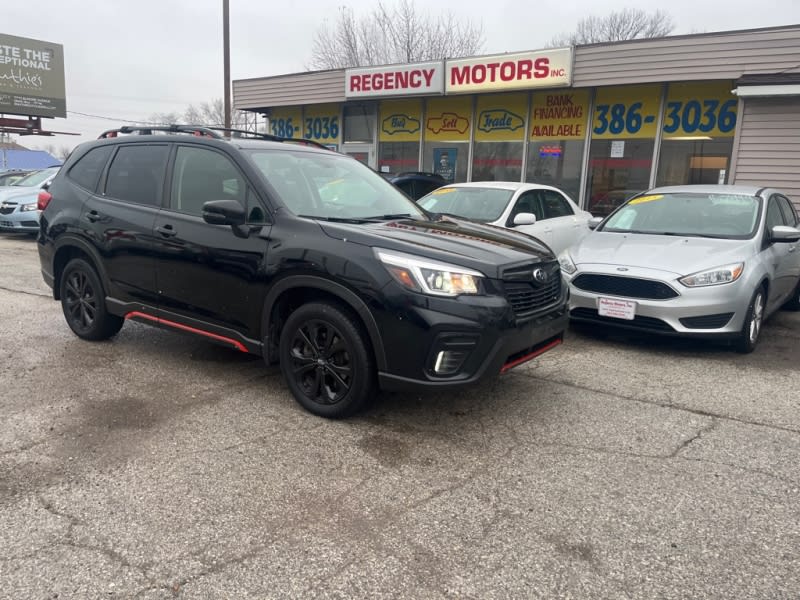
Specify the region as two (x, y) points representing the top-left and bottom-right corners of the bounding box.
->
(660, 232), (729, 239)
(298, 215), (373, 224)
(362, 213), (418, 221)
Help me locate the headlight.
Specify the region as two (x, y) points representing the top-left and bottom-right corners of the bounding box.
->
(679, 263), (744, 287)
(376, 250), (483, 296)
(20, 202), (39, 212)
(558, 251), (577, 275)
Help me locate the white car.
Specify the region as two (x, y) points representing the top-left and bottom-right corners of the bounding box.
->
(417, 182), (593, 255)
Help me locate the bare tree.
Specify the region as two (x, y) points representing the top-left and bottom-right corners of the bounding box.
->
(548, 8), (674, 47)
(309, 0), (484, 69)
(184, 99), (245, 128)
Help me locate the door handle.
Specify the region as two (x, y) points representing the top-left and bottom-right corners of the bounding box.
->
(156, 224), (177, 237)
(85, 210), (101, 223)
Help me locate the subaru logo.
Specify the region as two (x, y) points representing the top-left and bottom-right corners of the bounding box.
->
(532, 268), (548, 283)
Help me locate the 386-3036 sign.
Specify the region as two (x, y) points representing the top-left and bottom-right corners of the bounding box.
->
(592, 82), (738, 139)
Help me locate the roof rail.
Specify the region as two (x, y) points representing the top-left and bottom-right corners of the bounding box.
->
(205, 127), (334, 151)
(97, 124), (335, 151)
(97, 124), (223, 139)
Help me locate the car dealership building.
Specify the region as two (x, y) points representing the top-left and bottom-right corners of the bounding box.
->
(233, 25), (800, 215)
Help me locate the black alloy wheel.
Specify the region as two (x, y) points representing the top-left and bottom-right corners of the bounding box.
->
(60, 258), (124, 341)
(279, 302), (376, 418)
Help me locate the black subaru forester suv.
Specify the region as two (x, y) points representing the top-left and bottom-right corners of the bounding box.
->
(37, 126), (568, 418)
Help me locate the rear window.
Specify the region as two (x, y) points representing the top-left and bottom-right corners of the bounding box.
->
(68, 146), (113, 191)
(601, 192), (761, 239)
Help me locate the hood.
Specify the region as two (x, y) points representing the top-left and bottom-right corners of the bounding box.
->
(318, 217), (554, 278)
(571, 232), (753, 276)
(0, 187), (39, 204)
(0, 187), (39, 203)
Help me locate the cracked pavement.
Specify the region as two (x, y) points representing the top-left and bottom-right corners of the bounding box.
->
(0, 234), (799, 599)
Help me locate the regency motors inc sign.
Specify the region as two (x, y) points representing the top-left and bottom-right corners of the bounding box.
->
(0, 33), (66, 118)
(345, 48), (572, 99)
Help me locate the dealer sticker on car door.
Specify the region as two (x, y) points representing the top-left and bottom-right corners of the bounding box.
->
(598, 297), (636, 320)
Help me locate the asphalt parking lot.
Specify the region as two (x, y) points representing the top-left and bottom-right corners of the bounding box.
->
(0, 233), (798, 599)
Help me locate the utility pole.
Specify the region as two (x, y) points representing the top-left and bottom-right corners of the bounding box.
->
(223, 0), (231, 133)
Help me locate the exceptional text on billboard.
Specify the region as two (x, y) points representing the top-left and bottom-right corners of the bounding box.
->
(0, 33), (66, 118)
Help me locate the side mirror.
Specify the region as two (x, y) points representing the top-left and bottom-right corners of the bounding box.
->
(202, 199), (245, 226)
(588, 216), (603, 230)
(771, 225), (800, 243)
(513, 212), (537, 226)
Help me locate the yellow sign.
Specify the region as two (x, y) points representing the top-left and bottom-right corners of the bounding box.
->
(530, 89), (590, 140)
(302, 103), (341, 144)
(662, 82), (737, 138)
(474, 93), (528, 142)
(269, 106), (302, 139)
(379, 99), (422, 142)
(592, 85), (661, 140)
(629, 194), (663, 205)
(424, 96), (472, 142)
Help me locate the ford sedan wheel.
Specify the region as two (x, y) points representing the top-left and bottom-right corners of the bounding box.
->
(735, 288), (765, 354)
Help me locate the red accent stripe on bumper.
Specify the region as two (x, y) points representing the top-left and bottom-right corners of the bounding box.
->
(500, 337), (562, 374)
(125, 311), (249, 353)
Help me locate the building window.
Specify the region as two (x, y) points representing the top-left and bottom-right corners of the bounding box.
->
(656, 82), (737, 187)
(472, 93), (527, 182)
(585, 84), (662, 216)
(423, 96), (472, 184)
(343, 104), (376, 143)
(526, 89), (590, 202)
(378, 99), (422, 174)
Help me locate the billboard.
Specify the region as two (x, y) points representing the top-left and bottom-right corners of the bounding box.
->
(0, 33), (66, 118)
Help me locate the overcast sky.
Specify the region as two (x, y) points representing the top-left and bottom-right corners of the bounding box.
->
(5, 0), (800, 151)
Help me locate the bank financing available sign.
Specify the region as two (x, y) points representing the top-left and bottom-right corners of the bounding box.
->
(0, 33), (66, 118)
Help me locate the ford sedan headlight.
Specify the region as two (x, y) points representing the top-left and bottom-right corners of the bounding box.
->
(377, 250), (483, 296)
(679, 263), (744, 287)
(20, 202), (39, 212)
(558, 251), (577, 275)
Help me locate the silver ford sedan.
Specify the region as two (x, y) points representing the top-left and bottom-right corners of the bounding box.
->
(559, 185), (800, 352)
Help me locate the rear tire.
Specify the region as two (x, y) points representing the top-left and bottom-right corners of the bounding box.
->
(279, 302), (376, 418)
(734, 287), (765, 354)
(60, 258), (124, 341)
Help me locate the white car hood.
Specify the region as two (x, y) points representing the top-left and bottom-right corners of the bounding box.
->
(571, 232), (752, 276)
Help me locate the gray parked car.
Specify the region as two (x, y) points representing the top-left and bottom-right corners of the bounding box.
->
(559, 185), (800, 352)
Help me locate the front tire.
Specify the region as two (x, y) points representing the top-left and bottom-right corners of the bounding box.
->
(735, 287), (765, 354)
(279, 302), (376, 418)
(60, 258), (124, 341)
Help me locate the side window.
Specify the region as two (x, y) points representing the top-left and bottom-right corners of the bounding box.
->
(417, 180), (443, 198)
(68, 146), (113, 192)
(395, 180), (414, 198)
(105, 145), (169, 206)
(766, 197), (787, 230)
(509, 191), (544, 224)
(541, 190), (574, 219)
(776, 195), (798, 227)
(246, 188), (267, 224)
(170, 146), (246, 217)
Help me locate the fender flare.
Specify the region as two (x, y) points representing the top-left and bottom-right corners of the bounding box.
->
(51, 234), (112, 300)
(262, 275), (387, 371)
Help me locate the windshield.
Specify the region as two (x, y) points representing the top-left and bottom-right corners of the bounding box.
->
(12, 167), (58, 187)
(600, 192), (761, 239)
(417, 187), (514, 223)
(246, 150), (426, 221)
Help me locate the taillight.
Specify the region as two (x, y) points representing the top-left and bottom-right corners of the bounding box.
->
(37, 190), (53, 211)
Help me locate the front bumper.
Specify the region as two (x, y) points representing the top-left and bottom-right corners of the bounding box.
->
(377, 281), (569, 392)
(0, 210), (40, 233)
(565, 265), (753, 338)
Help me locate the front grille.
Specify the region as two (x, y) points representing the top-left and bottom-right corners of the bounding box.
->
(503, 276), (561, 317)
(680, 313), (734, 329)
(571, 307), (675, 332)
(0, 220), (13, 228)
(572, 274), (679, 300)
(0, 205), (15, 215)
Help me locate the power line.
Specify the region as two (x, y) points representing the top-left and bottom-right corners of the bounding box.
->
(67, 110), (166, 124)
